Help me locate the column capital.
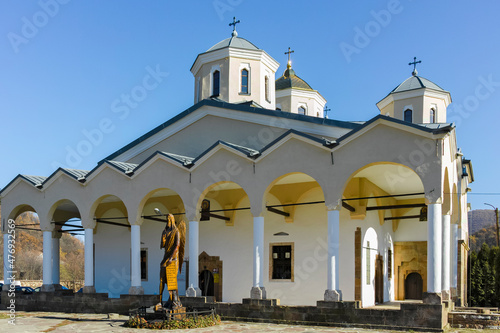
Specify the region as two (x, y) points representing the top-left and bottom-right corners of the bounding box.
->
(325, 199), (342, 211)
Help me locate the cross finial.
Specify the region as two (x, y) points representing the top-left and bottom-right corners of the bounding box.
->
(229, 17), (240, 36)
(323, 105), (331, 119)
(285, 47), (294, 69)
(408, 57), (422, 76)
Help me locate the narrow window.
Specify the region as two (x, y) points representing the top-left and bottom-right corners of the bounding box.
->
(298, 106), (306, 115)
(270, 243), (293, 280)
(141, 248), (148, 281)
(430, 108), (436, 123)
(366, 241), (371, 284)
(212, 70), (220, 96)
(241, 69), (249, 94)
(387, 248), (392, 279)
(265, 76), (270, 102)
(404, 109), (412, 123)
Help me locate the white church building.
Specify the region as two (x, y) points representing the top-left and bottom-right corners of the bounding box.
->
(1, 25), (473, 308)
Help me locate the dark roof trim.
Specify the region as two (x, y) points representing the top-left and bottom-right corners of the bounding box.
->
(104, 99), (359, 162)
(462, 159), (475, 183)
(0, 174), (47, 195)
(334, 115), (454, 146)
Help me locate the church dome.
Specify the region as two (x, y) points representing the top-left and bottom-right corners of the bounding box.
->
(207, 35), (260, 52)
(390, 75), (446, 94)
(275, 68), (313, 91)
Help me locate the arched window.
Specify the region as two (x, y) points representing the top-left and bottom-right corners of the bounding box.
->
(241, 69), (249, 94)
(298, 106), (306, 115)
(430, 108), (436, 123)
(212, 70), (220, 97)
(404, 109), (412, 123)
(265, 76), (270, 102)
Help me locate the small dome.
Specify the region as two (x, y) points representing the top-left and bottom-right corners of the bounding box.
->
(207, 36), (260, 52)
(275, 68), (313, 91)
(390, 75), (446, 94)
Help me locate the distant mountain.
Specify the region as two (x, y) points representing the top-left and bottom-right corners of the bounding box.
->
(469, 209), (497, 234)
(470, 224), (498, 252)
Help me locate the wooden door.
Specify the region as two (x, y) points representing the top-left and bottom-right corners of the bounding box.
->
(404, 272), (423, 300)
(375, 254), (384, 303)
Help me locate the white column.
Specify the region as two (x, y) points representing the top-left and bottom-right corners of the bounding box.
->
(83, 228), (95, 293)
(251, 216), (266, 299)
(3, 233), (13, 291)
(42, 231), (54, 291)
(324, 209), (342, 301)
(451, 223), (459, 291)
(427, 203), (442, 294)
(52, 236), (60, 286)
(128, 224), (144, 294)
(441, 214), (451, 299)
(186, 220), (201, 296)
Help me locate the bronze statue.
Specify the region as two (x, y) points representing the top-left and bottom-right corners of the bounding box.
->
(158, 213), (185, 309)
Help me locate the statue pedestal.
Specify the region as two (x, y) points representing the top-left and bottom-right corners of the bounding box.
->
(154, 303), (186, 321)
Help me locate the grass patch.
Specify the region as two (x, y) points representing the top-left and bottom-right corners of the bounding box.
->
(125, 314), (221, 330)
(0, 312), (23, 319)
(42, 320), (72, 332)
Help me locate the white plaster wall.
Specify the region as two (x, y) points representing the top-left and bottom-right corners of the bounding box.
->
(393, 209), (428, 242)
(198, 197), (253, 303)
(94, 208), (131, 298)
(263, 189), (328, 305)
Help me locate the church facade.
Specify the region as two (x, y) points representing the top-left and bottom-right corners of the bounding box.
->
(1, 27), (473, 308)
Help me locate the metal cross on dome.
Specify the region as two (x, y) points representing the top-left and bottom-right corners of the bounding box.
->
(285, 47), (295, 63)
(409, 57), (422, 75)
(229, 17), (240, 31)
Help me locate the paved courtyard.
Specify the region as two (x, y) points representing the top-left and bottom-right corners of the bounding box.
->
(0, 311), (495, 332)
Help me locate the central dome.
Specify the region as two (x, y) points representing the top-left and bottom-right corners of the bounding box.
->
(207, 35), (260, 52)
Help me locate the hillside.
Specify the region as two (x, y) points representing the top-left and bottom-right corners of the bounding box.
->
(469, 209), (497, 234)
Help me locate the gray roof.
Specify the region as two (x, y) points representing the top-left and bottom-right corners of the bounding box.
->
(107, 161), (138, 172)
(275, 68), (313, 91)
(390, 75), (446, 94)
(60, 168), (89, 179)
(159, 152), (195, 166)
(22, 175), (47, 186)
(207, 36), (259, 52)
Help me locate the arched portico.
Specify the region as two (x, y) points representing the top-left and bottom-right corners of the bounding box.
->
(340, 162), (429, 306)
(89, 194), (130, 296)
(188, 180), (252, 301)
(135, 188), (187, 298)
(3, 205), (41, 291)
(258, 172), (331, 305)
(47, 199), (83, 290)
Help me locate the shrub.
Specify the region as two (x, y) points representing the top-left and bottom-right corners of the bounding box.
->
(124, 314), (221, 330)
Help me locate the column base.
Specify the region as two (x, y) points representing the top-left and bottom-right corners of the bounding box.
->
(324, 289), (342, 301)
(128, 286), (144, 295)
(83, 286), (96, 294)
(423, 292), (442, 304)
(53, 284), (63, 291)
(251, 286), (266, 299)
(441, 289), (450, 301)
(186, 287), (202, 297)
(41, 284), (55, 292)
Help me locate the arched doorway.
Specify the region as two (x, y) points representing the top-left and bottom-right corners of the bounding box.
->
(405, 272), (423, 300)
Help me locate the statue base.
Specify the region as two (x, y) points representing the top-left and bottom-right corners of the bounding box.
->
(154, 303), (186, 320)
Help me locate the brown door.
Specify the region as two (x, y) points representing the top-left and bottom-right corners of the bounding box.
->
(405, 272), (423, 300)
(375, 254), (384, 303)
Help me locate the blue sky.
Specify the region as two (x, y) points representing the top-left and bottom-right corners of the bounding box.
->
(1, 0), (499, 212)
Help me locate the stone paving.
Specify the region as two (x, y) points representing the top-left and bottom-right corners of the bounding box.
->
(0, 310), (495, 332)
